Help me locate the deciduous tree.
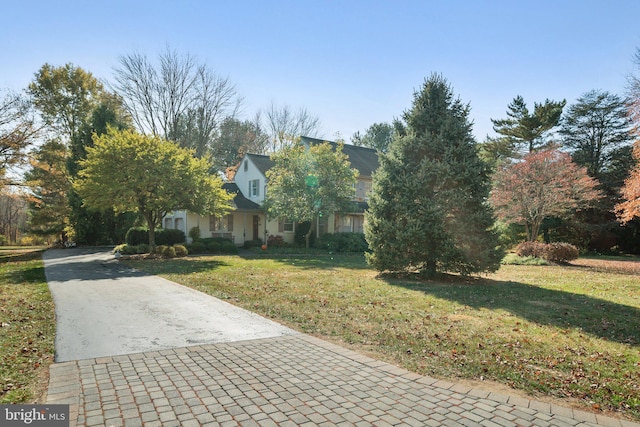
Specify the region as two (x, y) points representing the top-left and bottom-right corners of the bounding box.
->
(75, 128), (232, 251)
(261, 102), (323, 153)
(0, 90), (38, 183)
(351, 122), (394, 153)
(212, 117), (269, 173)
(490, 149), (602, 242)
(28, 63), (102, 142)
(264, 140), (357, 248)
(112, 48), (241, 156)
(24, 139), (71, 243)
(615, 141), (640, 223)
(365, 74), (503, 276)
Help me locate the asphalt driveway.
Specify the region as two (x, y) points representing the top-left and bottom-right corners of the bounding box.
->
(43, 247), (295, 362)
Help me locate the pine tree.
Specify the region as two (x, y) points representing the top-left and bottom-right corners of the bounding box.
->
(365, 74), (503, 276)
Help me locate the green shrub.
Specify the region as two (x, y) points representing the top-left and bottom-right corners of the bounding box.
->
(206, 242), (221, 253)
(156, 229), (186, 246)
(200, 237), (233, 246)
(243, 239), (263, 249)
(220, 241), (238, 254)
(543, 242), (579, 263)
(125, 227), (186, 246)
(187, 241), (206, 254)
(188, 226), (201, 242)
(135, 244), (150, 254)
(501, 253), (550, 265)
(162, 246), (176, 258)
(155, 245), (168, 255)
(316, 233), (368, 252)
(173, 244), (188, 257)
(125, 227), (149, 245)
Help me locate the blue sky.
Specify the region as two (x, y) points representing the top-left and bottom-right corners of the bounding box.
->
(2, 0), (640, 142)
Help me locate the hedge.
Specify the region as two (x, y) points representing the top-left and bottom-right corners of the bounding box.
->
(125, 227), (186, 246)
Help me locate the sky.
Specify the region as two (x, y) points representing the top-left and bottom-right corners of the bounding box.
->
(2, 0), (640, 142)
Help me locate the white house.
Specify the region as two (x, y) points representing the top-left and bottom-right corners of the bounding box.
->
(163, 137), (379, 246)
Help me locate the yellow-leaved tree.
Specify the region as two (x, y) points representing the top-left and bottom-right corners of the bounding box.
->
(75, 127), (232, 251)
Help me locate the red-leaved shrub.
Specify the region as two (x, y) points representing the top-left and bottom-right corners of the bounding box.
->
(515, 241), (578, 263)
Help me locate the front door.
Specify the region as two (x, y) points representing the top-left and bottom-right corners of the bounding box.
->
(252, 215), (260, 241)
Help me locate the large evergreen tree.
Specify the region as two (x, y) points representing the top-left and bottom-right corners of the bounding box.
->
(365, 74), (503, 276)
(487, 96), (566, 158)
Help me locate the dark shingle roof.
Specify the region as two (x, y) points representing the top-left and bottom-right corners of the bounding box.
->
(300, 136), (379, 178)
(222, 182), (261, 211)
(245, 153), (275, 176)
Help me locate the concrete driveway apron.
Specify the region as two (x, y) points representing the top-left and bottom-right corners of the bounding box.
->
(43, 248), (296, 362)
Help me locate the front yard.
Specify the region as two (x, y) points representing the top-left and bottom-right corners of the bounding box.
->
(0, 248), (54, 404)
(127, 253), (640, 421)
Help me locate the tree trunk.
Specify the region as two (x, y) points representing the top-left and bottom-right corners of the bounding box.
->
(304, 218), (316, 249)
(143, 211), (156, 253)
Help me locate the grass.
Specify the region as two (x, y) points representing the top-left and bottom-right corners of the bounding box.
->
(126, 253), (640, 421)
(0, 248), (55, 404)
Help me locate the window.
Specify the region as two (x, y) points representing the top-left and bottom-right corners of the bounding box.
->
(244, 160), (248, 172)
(283, 219), (294, 232)
(278, 218), (294, 233)
(249, 179), (260, 197)
(210, 214), (234, 232)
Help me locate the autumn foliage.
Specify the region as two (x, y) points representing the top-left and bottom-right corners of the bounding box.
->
(615, 140), (640, 223)
(490, 149), (602, 241)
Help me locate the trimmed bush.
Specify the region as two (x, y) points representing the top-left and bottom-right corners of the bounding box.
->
(156, 229), (186, 246)
(173, 244), (188, 257)
(206, 242), (222, 253)
(162, 246), (176, 258)
(515, 241), (546, 258)
(515, 241), (579, 263)
(125, 227), (186, 246)
(543, 242), (579, 263)
(188, 226), (201, 242)
(125, 227), (149, 246)
(316, 233), (368, 253)
(220, 241), (238, 254)
(187, 241), (206, 254)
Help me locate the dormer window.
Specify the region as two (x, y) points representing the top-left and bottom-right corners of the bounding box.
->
(249, 179), (260, 197)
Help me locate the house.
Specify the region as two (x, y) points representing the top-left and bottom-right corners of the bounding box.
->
(162, 137), (379, 246)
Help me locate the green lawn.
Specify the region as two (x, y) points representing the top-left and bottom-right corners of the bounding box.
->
(127, 253), (640, 421)
(0, 248), (55, 403)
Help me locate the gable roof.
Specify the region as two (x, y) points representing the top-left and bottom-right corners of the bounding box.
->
(222, 182), (261, 210)
(245, 153), (275, 177)
(300, 136), (379, 177)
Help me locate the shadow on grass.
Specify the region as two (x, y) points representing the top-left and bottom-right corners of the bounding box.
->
(0, 249), (45, 263)
(269, 254), (369, 270)
(126, 256), (229, 276)
(383, 273), (640, 346)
